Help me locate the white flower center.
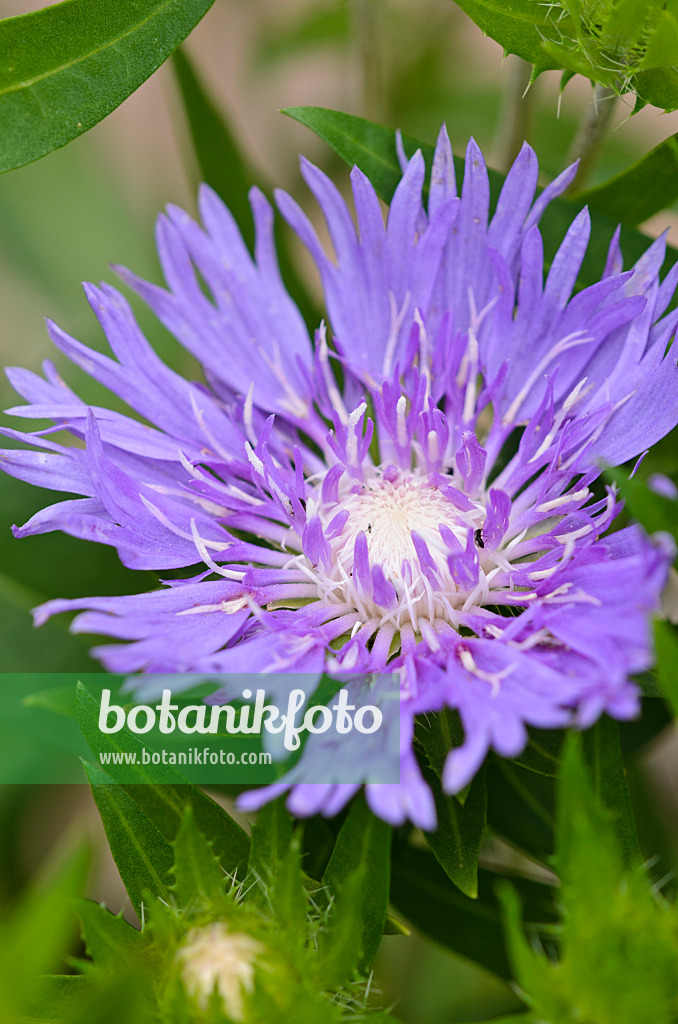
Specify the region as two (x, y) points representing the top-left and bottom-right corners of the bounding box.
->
(303, 465), (488, 631)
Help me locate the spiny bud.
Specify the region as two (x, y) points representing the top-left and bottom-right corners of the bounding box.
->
(176, 923), (264, 1020)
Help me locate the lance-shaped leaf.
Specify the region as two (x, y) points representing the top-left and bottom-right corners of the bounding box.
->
(423, 768), (487, 899)
(319, 793), (391, 979)
(246, 796), (294, 913)
(581, 715), (640, 867)
(390, 845), (556, 982)
(654, 620), (678, 718)
(76, 681), (250, 877)
(0, 0), (215, 173)
(578, 133), (678, 225)
(171, 805), (226, 908)
(84, 760), (174, 916)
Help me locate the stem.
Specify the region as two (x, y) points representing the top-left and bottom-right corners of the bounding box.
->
(494, 56), (536, 172)
(565, 83), (618, 194)
(352, 0), (385, 123)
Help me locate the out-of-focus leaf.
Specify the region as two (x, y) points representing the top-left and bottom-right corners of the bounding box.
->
(424, 768), (486, 899)
(511, 728), (563, 777)
(172, 47), (255, 249)
(171, 805), (225, 908)
(270, 832), (307, 938)
(23, 684), (77, 718)
(172, 48), (317, 326)
(26, 976), (89, 1021)
(390, 845), (556, 982)
(486, 758), (555, 864)
(500, 734), (678, 1024)
(77, 900), (144, 965)
(320, 794), (391, 976)
(255, 0), (350, 66)
(84, 760), (174, 916)
(604, 466), (678, 539)
(246, 796), (293, 898)
(0, 846), (89, 1021)
(283, 106), (678, 289)
(578, 133), (678, 224)
(457, 1018), (538, 1024)
(0, 0), (215, 173)
(654, 619), (678, 717)
(76, 681), (250, 877)
(582, 715), (640, 867)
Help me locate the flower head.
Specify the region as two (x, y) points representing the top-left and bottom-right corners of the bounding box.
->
(3, 128), (677, 828)
(177, 923), (263, 1018)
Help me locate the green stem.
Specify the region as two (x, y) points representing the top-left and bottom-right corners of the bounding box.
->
(352, 0), (386, 123)
(566, 82), (618, 194)
(495, 56), (536, 172)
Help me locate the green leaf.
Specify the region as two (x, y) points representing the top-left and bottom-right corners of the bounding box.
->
(416, 709), (464, 779)
(581, 715), (641, 867)
(283, 106), (678, 290)
(604, 466), (678, 539)
(452, 0), (678, 111)
(423, 768), (487, 899)
(486, 758), (555, 865)
(26, 975), (90, 1021)
(0, 0), (215, 174)
(654, 619), (678, 718)
(172, 47), (255, 250)
(320, 793), (391, 975)
(84, 760), (174, 916)
(246, 796), (294, 912)
(390, 845), (556, 982)
(77, 899), (144, 965)
(578, 133), (678, 224)
(173, 48), (318, 326)
(23, 684), (77, 718)
(76, 681), (250, 877)
(171, 805), (226, 908)
(270, 832), (307, 938)
(0, 847), (89, 1013)
(283, 105), (432, 205)
(451, 0), (559, 74)
(511, 728), (564, 778)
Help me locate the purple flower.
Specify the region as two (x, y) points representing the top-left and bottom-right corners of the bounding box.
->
(3, 128), (677, 829)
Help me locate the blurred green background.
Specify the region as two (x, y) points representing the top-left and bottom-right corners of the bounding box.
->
(1, 1), (678, 1020)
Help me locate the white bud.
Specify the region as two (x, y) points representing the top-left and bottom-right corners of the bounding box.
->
(177, 923), (264, 1020)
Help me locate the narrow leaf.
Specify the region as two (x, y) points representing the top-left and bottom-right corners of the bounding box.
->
(0, 0), (215, 173)
(321, 793), (391, 975)
(581, 716), (641, 867)
(424, 768), (487, 899)
(270, 832), (307, 937)
(654, 619), (678, 717)
(171, 805), (226, 908)
(84, 760), (174, 916)
(246, 796), (294, 912)
(172, 47), (255, 249)
(390, 846), (556, 982)
(76, 681), (250, 877)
